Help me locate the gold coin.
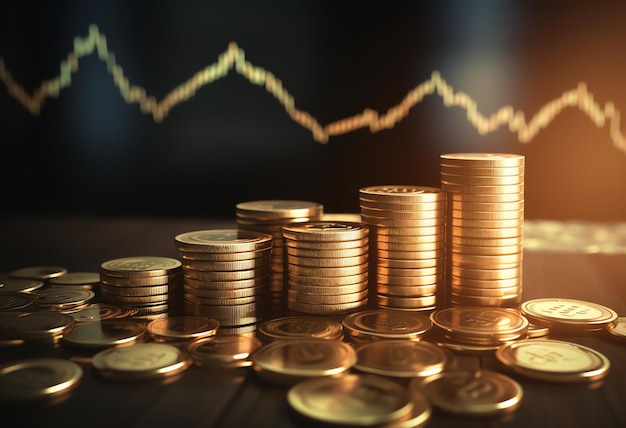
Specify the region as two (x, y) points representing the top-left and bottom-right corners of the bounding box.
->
(92, 342), (191, 380)
(440, 172), (524, 186)
(146, 315), (219, 341)
(354, 340), (449, 378)
(61, 319), (147, 348)
(412, 369), (523, 416)
(0, 276), (45, 293)
(286, 263), (368, 278)
(441, 182), (524, 194)
(2, 312), (76, 340)
(449, 226), (523, 239)
(377, 257), (443, 269)
(376, 249), (444, 260)
(32, 288), (96, 310)
(286, 271), (369, 287)
(320, 213), (361, 222)
(282, 222), (369, 242)
(235, 216), (316, 227)
(440, 153), (525, 167)
(287, 280), (369, 296)
(287, 373), (415, 425)
(100, 257), (182, 278)
(184, 277), (271, 294)
(0, 292), (35, 311)
(101, 292), (174, 305)
(371, 225), (445, 237)
(184, 300), (268, 326)
(606, 316), (626, 340)
(449, 235), (524, 247)
(182, 266), (271, 281)
(182, 256), (271, 271)
(184, 293), (262, 307)
(0, 358), (83, 402)
(451, 243), (523, 256)
(258, 316), (344, 341)
(374, 232), (444, 244)
(285, 254), (368, 268)
(450, 266), (522, 280)
(284, 237), (369, 250)
(450, 208), (524, 220)
(287, 298), (368, 315)
(519, 298), (618, 331)
(449, 283), (522, 297)
(377, 294), (436, 309)
(178, 247), (272, 261)
(9, 266), (68, 281)
(450, 252), (523, 268)
(184, 284), (268, 299)
(252, 339), (357, 385)
(359, 185), (445, 201)
(376, 266), (441, 277)
(430, 307), (528, 340)
(361, 215), (443, 228)
(235, 200), (323, 220)
(187, 335), (262, 368)
(440, 164), (525, 176)
(100, 273), (181, 287)
(375, 240), (444, 252)
(359, 199), (445, 211)
(48, 272), (100, 287)
(287, 289), (368, 305)
(342, 308), (432, 340)
(495, 339), (610, 382)
(64, 303), (126, 322)
(377, 283), (437, 297)
(360, 207), (445, 220)
(284, 245), (368, 258)
(448, 292), (521, 308)
(448, 200), (524, 212)
(99, 283), (176, 297)
(447, 192), (524, 203)
(174, 229), (273, 253)
(450, 218), (525, 231)
(377, 273), (442, 287)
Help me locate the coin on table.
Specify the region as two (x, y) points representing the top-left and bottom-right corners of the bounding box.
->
(354, 340), (450, 378)
(342, 309), (433, 341)
(235, 200), (323, 220)
(411, 369), (523, 416)
(0, 358), (82, 402)
(92, 342), (192, 380)
(0, 275), (45, 292)
(3, 311), (76, 341)
(495, 339), (610, 382)
(606, 316), (626, 340)
(32, 287), (96, 311)
(64, 303), (127, 322)
(9, 266), (68, 281)
(175, 229), (273, 253)
(187, 334), (262, 368)
(48, 272), (100, 289)
(282, 222), (369, 242)
(146, 316), (219, 341)
(100, 256), (182, 277)
(0, 291), (35, 311)
(62, 319), (146, 349)
(520, 297), (618, 332)
(251, 338), (356, 385)
(287, 373), (416, 426)
(257, 316), (344, 341)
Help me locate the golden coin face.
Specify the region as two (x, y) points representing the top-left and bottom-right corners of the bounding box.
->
(519, 298), (618, 330)
(61, 319), (146, 348)
(235, 200), (323, 219)
(282, 222), (369, 242)
(440, 153), (525, 167)
(100, 257), (182, 277)
(354, 340), (449, 377)
(412, 369), (523, 416)
(359, 185), (444, 200)
(146, 316), (219, 340)
(495, 339), (610, 382)
(0, 358), (83, 402)
(258, 316), (344, 340)
(175, 229), (273, 253)
(607, 316), (626, 340)
(0, 291), (35, 311)
(430, 307), (528, 337)
(342, 309), (432, 340)
(187, 335), (262, 368)
(48, 272), (101, 286)
(287, 373), (415, 426)
(92, 343), (191, 379)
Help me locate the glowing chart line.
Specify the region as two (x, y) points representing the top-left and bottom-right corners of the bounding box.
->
(0, 24), (624, 153)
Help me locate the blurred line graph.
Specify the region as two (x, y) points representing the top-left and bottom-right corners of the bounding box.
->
(0, 24), (624, 153)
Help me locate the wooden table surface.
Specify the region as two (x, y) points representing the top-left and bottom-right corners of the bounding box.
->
(0, 216), (625, 428)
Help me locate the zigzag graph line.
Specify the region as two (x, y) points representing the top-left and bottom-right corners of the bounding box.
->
(0, 24), (624, 154)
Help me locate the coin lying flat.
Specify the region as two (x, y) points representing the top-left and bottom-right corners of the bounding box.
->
(288, 373), (417, 426)
(100, 256), (182, 277)
(258, 316), (344, 341)
(0, 276), (45, 292)
(412, 369), (523, 416)
(519, 298), (618, 332)
(0, 358), (82, 402)
(146, 316), (219, 341)
(495, 339), (610, 382)
(187, 335), (262, 368)
(9, 266), (68, 281)
(342, 309), (432, 341)
(61, 319), (146, 348)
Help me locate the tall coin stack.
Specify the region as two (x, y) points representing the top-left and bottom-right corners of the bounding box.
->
(235, 200), (324, 311)
(359, 185), (446, 312)
(440, 153), (525, 308)
(282, 221), (370, 317)
(175, 229), (273, 329)
(99, 256), (183, 320)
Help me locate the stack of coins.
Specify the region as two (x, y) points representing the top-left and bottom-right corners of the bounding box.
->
(235, 200), (324, 310)
(359, 185), (446, 312)
(99, 256), (183, 320)
(282, 222), (369, 316)
(175, 229), (273, 328)
(440, 153), (525, 308)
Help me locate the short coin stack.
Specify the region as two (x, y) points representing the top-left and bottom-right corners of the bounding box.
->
(440, 153), (525, 308)
(99, 256), (183, 320)
(235, 200), (324, 309)
(175, 229), (273, 328)
(282, 221), (369, 316)
(359, 185), (446, 312)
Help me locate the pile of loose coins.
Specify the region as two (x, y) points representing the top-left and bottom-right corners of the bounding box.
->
(235, 200), (324, 308)
(440, 153), (525, 308)
(175, 229), (273, 332)
(99, 256), (183, 320)
(282, 221), (370, 316)
(359, 185), (445, 311)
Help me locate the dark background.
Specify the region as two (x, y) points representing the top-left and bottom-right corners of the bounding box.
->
(2, 0), (626, 221)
